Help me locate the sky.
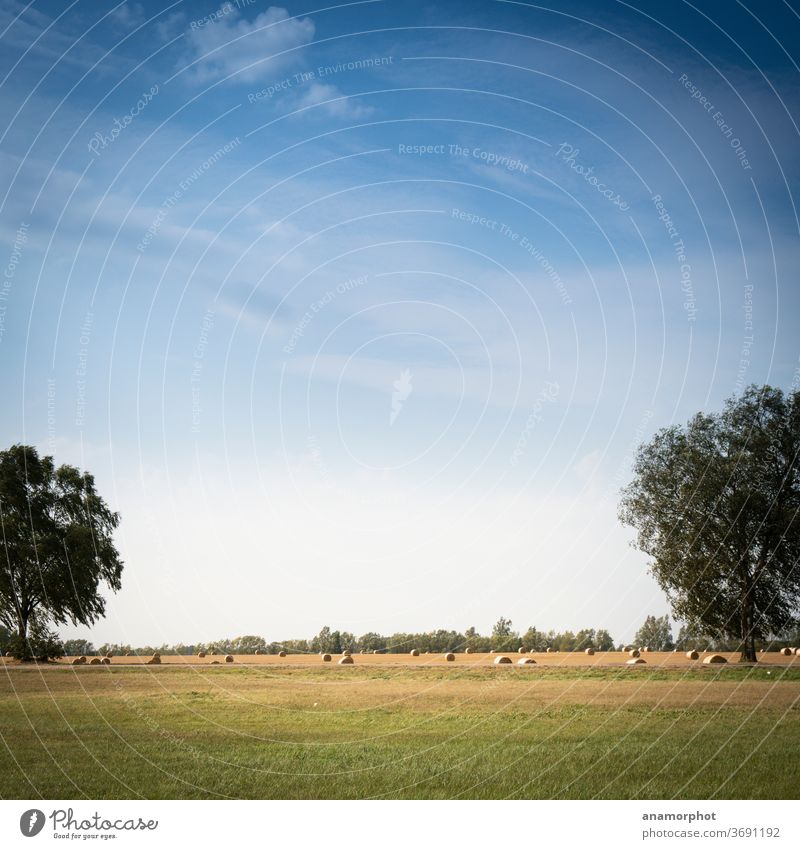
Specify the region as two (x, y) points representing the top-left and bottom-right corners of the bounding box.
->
(1, 0), (798, 647)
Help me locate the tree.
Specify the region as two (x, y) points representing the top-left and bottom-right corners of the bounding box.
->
(63, 638), (95, 656)
(491, 617), (518, 650)
(633, 614), (673, 651)
(230, 635), (267, 654)
(0, 445), (123, 660)
(595, 629), (615, 651)
(619, 386), (800, 661)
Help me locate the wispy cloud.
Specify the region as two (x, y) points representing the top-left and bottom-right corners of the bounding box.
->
(184, 5), (315, 84)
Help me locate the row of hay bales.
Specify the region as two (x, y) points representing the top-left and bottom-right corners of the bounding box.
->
(318, 652), (538, 665)
(64, 645), (800, 667)
(624, 647), (729, 665)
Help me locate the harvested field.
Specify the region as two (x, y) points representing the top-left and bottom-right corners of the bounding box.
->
(0, 663), (797, 799)
(28, 651), (800, 669)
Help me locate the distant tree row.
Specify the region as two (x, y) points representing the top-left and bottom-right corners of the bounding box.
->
(5, 615), (797, 660)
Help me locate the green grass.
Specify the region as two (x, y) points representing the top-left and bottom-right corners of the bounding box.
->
(1, 665), (798, 799)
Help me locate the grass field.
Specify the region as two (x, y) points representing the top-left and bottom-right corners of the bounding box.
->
(1, 657), (798, 800)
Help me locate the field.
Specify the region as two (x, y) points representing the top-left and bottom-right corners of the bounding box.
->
(1, 653), (798, 800)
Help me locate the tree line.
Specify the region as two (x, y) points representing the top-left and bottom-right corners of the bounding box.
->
(4, 615), (797, 659)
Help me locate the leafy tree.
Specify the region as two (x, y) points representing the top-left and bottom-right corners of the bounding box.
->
(520, 626), (546, 652)
(357, 632), (385, 652)
(230, 635), (267, 654)
(619, 386), (800, 661)
(492, 617), (513, 637)
(674, 622), (713, 652)
(491, 617), (518, 650)
(6, 615), (63, 660)
(595, 629), (615, 651)
(64, 640), (95, 657)
(633, 614), (673, 651)
(0, 445), (123, 660)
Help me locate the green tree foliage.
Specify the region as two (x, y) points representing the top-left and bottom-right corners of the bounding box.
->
(594, 629), (615, 651)
(490, 617), (518, 650)
(230, 635), (267, 654)
(63, 638), (95, 656)
(620, 386), (800, 661)
(61, 623), (617, 657)
(0, 445), (123, 660)
(633, 614), (673, 651)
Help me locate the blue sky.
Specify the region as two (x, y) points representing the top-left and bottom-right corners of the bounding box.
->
(1, 0), (798, 646)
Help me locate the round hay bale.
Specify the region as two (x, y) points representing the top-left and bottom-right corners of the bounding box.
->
(795, 648), (800, 656)
(489, 649), (496, 654)
(89, 657), (101, 665)
(464, 647), (473, 654)
(152, 652), (161, 659)
(517, 657), (536, 665)
(546, 647), (554, 653)
(322, 654), (332, 662)
(278, 650), (287, 658)
(686, 650), (700, 660)
(626, 657), (647, 665)
(702, 654), (727, 664)
(518, 647), (527, 654)
(409, 649), (419, 656)
(494, 655), (512, 665)
(444, 652), (456, 661)
(78, 655), (87, 664)
(146, 655), (161, 665)
(71, 657), (84, 665)
(125, 652), (133, 656)
(225, 655), (234, 663)
(211, 660), (220, 664)
(197, 651), (206, 658)
(585, 648), (595, 656)
(105, 651), (114, 658)
(101, 657), (111, 665)
(642, 647), (651, 653)
(254, 649), (261, 655)
(4, 651), (12, 657)
(338, 655), (354, 665)
(780, 647), (792, 656)
(628, 648), (640, 658)
(342, 650), (352, 657)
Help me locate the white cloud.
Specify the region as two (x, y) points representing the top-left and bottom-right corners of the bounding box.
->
(296, 82), (372, 119)
(109, 2), (145, 28)
(185, 6), (315, 83)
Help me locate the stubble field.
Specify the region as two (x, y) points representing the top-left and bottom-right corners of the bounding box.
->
(1, 654), (798, 799)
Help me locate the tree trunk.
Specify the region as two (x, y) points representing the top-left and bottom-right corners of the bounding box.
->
(15, 609), (31, 660)
(739, 594), (757, 663)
